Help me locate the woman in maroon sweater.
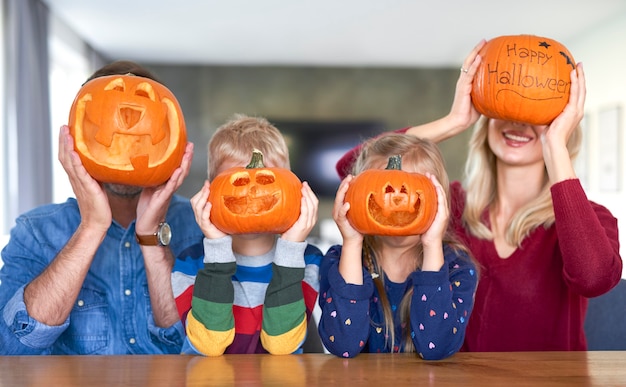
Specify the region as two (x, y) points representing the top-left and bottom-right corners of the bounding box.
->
(336, 41), (622, 351)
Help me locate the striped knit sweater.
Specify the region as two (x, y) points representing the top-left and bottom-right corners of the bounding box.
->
(174, 236), (321, 355)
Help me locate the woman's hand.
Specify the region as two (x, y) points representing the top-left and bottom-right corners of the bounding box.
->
(541, 62), (586, 183)
(406, 39), (485, 142)
(448, 39), (486, 130)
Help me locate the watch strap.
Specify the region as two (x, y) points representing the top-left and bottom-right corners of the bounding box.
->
(135, 232), (160, 246)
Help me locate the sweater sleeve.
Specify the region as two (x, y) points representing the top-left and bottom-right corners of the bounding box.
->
(260, 238), (308, 354)
(551, 179), (622, 297)
(183, 236), (237, 356)
(318, 246), (375, 358)
(409, 245), (478, 360)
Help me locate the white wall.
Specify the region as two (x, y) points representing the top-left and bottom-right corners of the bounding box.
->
(568, 11), (626, 278)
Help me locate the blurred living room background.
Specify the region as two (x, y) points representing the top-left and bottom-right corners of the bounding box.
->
(1, 0), (625, 275)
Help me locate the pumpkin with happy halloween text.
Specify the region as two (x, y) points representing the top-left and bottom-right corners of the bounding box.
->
(471, 34), (576, 125)
(68, 74), (187, 186)
(208, 150), (302, 234)
(345, 155), (437, 236)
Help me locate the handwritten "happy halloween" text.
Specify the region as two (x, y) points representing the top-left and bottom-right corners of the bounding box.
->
(484, 43), (572, 98)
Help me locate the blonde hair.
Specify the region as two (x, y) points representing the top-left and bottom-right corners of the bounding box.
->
(462, 116), (582, 245)
(352, 133), (472, 353)
(207, 114), (290, 181)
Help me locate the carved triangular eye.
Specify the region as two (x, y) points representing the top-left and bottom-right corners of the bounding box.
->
(385, 185), (394, 193)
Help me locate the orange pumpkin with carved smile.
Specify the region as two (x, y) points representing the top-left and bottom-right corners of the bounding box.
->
(68, 74), (186, 186)
(345, 155), (437, 236)
(208, 150), (302, 234)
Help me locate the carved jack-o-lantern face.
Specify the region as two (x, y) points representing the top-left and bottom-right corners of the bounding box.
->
(208, 150), (302, 234)
(471, 34), (576, 125)
(68, 74), (186, 186)
(345, 155), (437, 236)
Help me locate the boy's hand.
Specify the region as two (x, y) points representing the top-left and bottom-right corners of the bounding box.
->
(281, 182), (319, 242)
(191, 180), (227, 239)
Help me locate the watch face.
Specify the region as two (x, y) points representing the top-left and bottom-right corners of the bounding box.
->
(158, 223), (172, 246)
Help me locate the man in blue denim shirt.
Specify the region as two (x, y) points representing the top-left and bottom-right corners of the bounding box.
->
(0, 61), (203, 355)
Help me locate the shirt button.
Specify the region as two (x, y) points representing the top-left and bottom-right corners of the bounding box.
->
(129, 338), (136, 344)
(77, 300), (84, 307)
(125, 289), (132, 296)
(124, 242), (131, 248)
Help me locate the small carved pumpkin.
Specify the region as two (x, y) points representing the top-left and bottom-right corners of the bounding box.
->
(68, 74), (187, 186)
(471, 34), (576, 125)
(345, 155), (437, 236)
(208, 150), (302, 234)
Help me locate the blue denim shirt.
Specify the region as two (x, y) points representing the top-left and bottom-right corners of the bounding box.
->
(0, 195), (203, 355)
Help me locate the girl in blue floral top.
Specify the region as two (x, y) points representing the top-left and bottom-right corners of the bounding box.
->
(318, 133), (478, 360)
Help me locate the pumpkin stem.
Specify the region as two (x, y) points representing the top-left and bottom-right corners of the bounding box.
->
(386, 155), (402, 170)
(246, 149), (265, 169)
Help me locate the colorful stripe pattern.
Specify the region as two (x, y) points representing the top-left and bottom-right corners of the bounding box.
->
(176, 237), (321, 355)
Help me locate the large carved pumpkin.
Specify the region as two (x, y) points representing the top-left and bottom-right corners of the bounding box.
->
(345, 155), (437, 236)
(68, 74), (187, 186)
(208, 150), (302, 234)
(471, 34), (576, 125)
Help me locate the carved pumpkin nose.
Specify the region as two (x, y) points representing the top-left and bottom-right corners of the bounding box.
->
(119, 105), (144, 129)
(392, 195), (407, 206)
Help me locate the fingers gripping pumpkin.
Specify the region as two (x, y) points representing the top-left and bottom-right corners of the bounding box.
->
(471, 34), (576, 125)
(68, 74), (187, 186)
(345, 155), (437, 236)
(208, 150), (302, 234)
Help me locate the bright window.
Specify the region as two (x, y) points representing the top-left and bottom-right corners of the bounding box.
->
(48, 17), (91, 203)
(0, 0), (6, 243)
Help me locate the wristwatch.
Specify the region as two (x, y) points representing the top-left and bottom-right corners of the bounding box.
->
(135, 222), (172, 246)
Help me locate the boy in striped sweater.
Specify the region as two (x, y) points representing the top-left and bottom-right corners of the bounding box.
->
(178, 114), (321, 355)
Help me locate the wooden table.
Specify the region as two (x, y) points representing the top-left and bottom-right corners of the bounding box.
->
(0, 351), (624, 386)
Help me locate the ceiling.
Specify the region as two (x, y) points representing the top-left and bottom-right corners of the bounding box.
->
(42, 0), (626, 68)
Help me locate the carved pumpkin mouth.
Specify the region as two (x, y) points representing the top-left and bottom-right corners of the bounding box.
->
(223, 193), (280, 215)
(367, 184), (421, 227)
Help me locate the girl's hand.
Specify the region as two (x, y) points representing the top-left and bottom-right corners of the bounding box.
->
(420, 173), (449, 248)
(335, 175), (365, 285)
(420, 173), (448, 272)
(282, 182), (319, 242)
(190, 180), (227, 239)
(333, 175), (363, 244)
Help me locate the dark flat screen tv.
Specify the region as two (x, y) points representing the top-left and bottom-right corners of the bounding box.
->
(271, 120), (387, 199)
